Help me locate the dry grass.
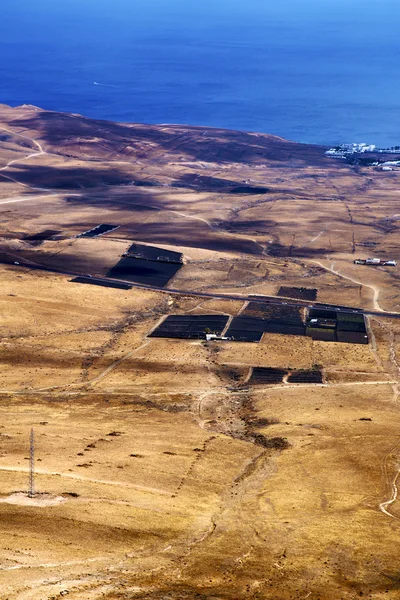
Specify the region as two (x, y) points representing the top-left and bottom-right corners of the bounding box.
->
(0, 104), (400, 598)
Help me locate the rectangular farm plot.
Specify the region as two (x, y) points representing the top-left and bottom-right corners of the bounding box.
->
(77, 224), (119, 238)
(306, 327), (336, 342)
(228, 306), (306, 341)
(226, 329), (264, 343)
(336, 331), (369, 344)
(287, 369), (323, 383)
(308, 308), (337, 320)
(336, 312), (367, 332)
(107, 257), (182, 287)
(306, 308), (368, 344)
(249, 367), (323, 385)
(150, 315), (229, 340)
(250, 367), (288, 384)
(278, 286), (317, 301)
(336, 321), (367, 332)
(126, 243), (183, 263)
(225, 316), (270, 343)
(244, 302), (304, 324)
(107, 242), (183, 287)
(263, 323), (306, 336)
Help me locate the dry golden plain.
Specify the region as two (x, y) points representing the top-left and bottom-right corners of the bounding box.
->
(0, 104), (399, 598)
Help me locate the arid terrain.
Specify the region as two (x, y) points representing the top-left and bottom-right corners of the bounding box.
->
(0, 103), (400, 599)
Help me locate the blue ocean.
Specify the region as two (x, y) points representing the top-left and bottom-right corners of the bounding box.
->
(1, 0), (399, 146)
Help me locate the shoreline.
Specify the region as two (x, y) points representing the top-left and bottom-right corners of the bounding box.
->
(3, 101), (394, 151)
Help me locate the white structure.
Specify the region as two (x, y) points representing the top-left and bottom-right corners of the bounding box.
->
(326, 142), (400, 158)
(205, 334), (230, 342)
(366, 258), (381, 265)
(359, 144), (376, 153)
(354, 258), (397, 267)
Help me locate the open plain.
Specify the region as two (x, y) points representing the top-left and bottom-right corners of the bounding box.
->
(0, 103), (400, 599)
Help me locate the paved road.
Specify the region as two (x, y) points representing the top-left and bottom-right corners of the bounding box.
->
(3, 258), (400, 321)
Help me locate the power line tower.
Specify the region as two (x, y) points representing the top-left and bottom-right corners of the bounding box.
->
(28, 428), (35, 498)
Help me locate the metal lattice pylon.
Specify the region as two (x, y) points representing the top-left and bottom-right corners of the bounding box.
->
(28, 428), (35, 498)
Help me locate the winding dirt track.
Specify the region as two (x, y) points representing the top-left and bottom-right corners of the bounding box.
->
(0, 126), (45, 189)
(379, 470), (400, 518)
(313, 260), (382, 311)
(0, 126), (82, 204)
(379, 440), (400, 519)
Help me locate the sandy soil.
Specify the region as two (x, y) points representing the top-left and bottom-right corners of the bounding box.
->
(0, 104), (400, 599)
(0, 492), (66, 507)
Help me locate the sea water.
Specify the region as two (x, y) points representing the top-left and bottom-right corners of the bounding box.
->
(1, 0), (399, 146)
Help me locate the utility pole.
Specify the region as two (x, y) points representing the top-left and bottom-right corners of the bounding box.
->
(28, 428), (35, 498)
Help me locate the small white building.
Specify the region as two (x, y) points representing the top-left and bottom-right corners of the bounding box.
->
(205, 334), (230, 342)
(366, 258), (381, 265)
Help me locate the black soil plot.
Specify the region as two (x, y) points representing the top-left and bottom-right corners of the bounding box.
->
(308, 308), (337, 320)
(71, 277), (132, 290)
(77, 224), (119, 238)
(225, 316), (266, 342)
(239, 304), (306, 337)
(287, 370), (323, 383)
(250, 368), (288, 384)
(306, 327), (336, 342)
(107, 258), (181, 287)
(262, 322), (306, 336)
(24, 230), (61, 242)
(244, 302), (304, 324)
(337, 331), (369, 344)
(225, 314), (306, 342)
(107, 243), (183, 287)
(249, 367), (323, 385)
(126, 243), (182, 263)
(150, 315), (229, 340)
(278, 286), (317, 301)
(336, 312), (366, 331)
(306, 309), (368, 344)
